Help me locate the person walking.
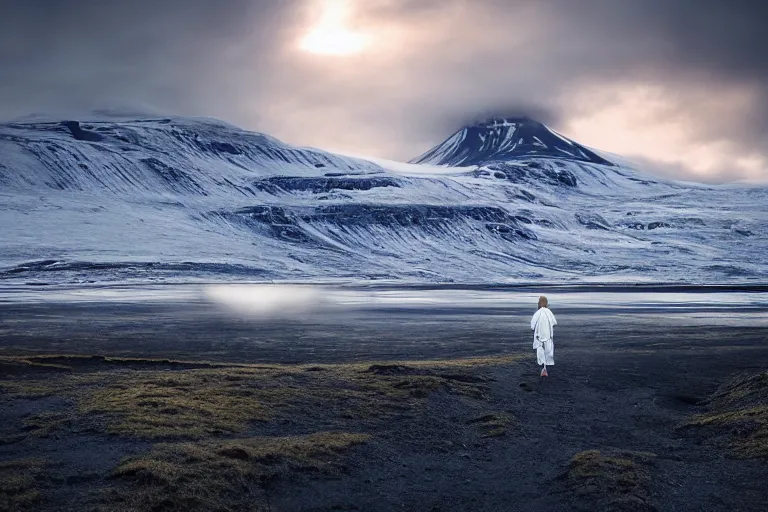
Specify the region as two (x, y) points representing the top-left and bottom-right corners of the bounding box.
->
(531, 295), (557, 377)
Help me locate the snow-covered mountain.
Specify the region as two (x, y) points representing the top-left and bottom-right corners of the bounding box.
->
(411, 117), (613, 167)
(0, 116), (766, 285)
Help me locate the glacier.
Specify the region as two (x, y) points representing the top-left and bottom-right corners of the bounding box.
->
(0, 115), (766, 286)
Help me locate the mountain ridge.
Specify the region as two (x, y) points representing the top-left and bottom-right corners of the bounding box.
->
(0, 115), (765, 285)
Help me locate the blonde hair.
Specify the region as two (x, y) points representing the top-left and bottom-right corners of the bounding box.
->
(538, 295), (548, 309)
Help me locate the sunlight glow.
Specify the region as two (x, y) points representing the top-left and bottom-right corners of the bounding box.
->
(564, 82), (767, 181)
(299, 0), (369, 56)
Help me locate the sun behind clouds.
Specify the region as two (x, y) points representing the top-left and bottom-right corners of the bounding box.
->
(298, 0), (370, 56)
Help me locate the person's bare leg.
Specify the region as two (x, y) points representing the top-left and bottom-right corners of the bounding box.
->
(540, 364), (548, 377)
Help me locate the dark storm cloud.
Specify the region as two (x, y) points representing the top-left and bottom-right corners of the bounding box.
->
(439, 105), (563, 132)
(1, 0), (767, 182)
(558, 0), (768, 78)
(0, 0), (298, 119)
(533, 0), (768, 149)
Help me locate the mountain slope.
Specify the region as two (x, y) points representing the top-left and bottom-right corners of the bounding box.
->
(411, 117), (613, 167)
(0, 116), (766, 285)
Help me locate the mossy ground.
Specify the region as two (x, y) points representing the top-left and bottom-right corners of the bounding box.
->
(466, 413), (515, 438)
(2, 354), (517, 440)
(101, 432), (370, 512)
(562, 449), (657, 512)
(0, 353), (520, 511)
(683, 371), (768, 459)
(0, 458), (48, 512)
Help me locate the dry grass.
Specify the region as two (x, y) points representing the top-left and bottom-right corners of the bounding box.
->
(23, 411), (76, 438)
(99, 432), (369, 512)
(1, 354), (517, 440)
(79, 369), (273, 438)
(87, 360), (496, 438)
(562, 449), (657, 512)
(0, 458), (47, 511)
(0, 380), (62, 399)
(467, 413), (515, 438)
(0, 354), (217, 371)
(683, 371), (768, 459)
(0, 353), (520, 510)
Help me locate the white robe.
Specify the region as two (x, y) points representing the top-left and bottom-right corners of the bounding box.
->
(531, 307), (557, 366)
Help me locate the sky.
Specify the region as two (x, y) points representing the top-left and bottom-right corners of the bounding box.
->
(2, 0), (767, 183)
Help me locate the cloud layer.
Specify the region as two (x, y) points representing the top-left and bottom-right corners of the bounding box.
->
(2, 0), (767, 183)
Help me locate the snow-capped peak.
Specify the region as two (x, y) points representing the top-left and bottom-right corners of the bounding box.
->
(410, 117), (613, 167)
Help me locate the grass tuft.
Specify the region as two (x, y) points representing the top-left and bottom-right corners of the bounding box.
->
(0, 353), (523, 509)
(0, 458), (47, 511)
(1, 354), (517, 439)
(23, 411), (75, 437)
(683, 371), (768, 459)
(562, 449), (657, 511)
(467, 413), (515, 437)
(101, 432), (369, 511)
(79, 369), (271, 438)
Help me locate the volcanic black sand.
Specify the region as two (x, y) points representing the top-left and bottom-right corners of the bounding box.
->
(0, 287), (766, 511)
